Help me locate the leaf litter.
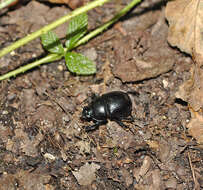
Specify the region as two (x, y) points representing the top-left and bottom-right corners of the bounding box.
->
(166, 0), (203, 144)
(0, 0), (203, 189)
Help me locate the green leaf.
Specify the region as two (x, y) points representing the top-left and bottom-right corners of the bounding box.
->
(65, 13), (88, 50)
(65, 52), (96, 75)
(41, 31), (64, 54)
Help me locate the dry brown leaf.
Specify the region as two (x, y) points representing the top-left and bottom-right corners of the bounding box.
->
(166, 0), (203, 143)
(72, 163), (100, 185)
(175, 65), (203, 143)
(133, 156), (152, 182)
(187, 112), (203, 144)
(165, 0), (203, 66)
(175, 67), (203, 111)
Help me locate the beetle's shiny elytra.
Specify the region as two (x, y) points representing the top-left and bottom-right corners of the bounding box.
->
(82, 91), (133, 131)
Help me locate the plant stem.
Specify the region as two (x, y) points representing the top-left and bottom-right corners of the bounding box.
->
(0, 0), (16, 9)
(0, 0), (110, 58)
(0, 54), (62, 80)
(0, 0), (142, 80)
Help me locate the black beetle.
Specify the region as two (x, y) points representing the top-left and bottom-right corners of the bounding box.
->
(82, 91), (133, 131)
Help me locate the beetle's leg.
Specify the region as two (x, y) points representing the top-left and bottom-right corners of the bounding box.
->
(85, 120), (107, 132)
(113, 119), (135, 135)
(113, 120), (128, 129)
(122, 115), (134, 122)
(85, 124), (99, 131)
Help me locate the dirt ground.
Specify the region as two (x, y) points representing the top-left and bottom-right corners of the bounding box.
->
(0, 0), (202, 189)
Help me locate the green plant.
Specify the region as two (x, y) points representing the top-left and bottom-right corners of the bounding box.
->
(41, 13), (96, 75)
(0, 0), (142, 80)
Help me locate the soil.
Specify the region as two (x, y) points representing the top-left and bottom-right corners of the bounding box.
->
(0, 0), (202, 190)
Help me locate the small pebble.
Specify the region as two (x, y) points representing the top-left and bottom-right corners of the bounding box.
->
(162, 79), (168, 88)
(10, 51), (16, 56)
(57, 65), (64, 71)
(44, 153), (56, 161)
(2, 110), (8, 115)
(7, 93), (16, 101)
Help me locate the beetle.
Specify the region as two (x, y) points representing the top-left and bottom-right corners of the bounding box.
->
(82, 91), (133, 131)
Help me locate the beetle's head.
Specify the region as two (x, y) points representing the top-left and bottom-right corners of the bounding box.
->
(82, 106), (93, 121)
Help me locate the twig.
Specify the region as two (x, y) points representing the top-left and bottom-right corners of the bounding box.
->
(188, 152), (200, 190)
